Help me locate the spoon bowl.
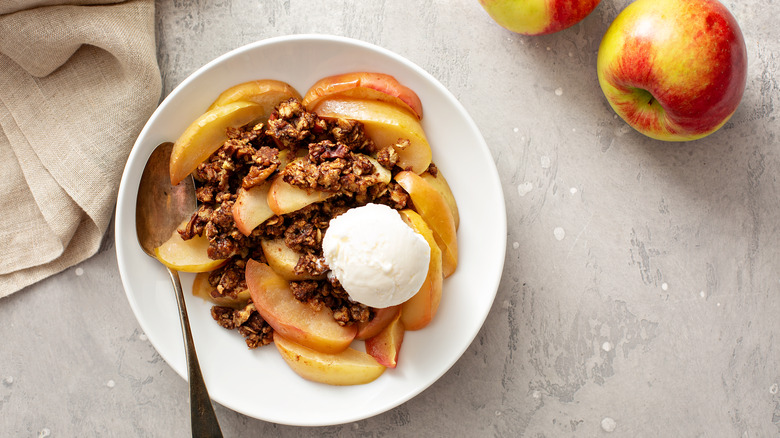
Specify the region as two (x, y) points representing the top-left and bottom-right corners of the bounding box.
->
(135, 142), (196, 256)
(135, 142), (223, 437)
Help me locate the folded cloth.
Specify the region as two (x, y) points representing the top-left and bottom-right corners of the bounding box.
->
(0, 0), (161, 298)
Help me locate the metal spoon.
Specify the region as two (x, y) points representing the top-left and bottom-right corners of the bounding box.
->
(135, 142), (223, 438)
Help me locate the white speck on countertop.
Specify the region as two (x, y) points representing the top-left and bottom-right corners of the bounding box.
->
(570, 187), (578, 195)
(139, 333), (148, 341)
(770, 383), (778, 394)
(513, 127), (519, 133)
(717, 302), (721, 307)
(661, 283), (668, 291)
(512, 241), (520, 250)
(700, 290), (707, 298)
(495, 410), (502, 416)
(554, 87), (563, 96)
(38, 428), (51, 438)
(602, 342), (612, 352)
(106, 380), (115, 388)
(3, 376), (14, 385)
(554, 227), (565, 241)
(601, 417), (617, 432)
(75, 267), (84, 276)
(547, 46), (551, 51)
(518, 182), (533, 197)
(540, 156), (551, 168)
(532, 390), (541, 399)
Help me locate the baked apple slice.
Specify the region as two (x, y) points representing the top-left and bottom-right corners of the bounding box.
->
(273, 334), (386, 386)
(245, 259), (356, 354)
(302, 72), (423, 119)
(260, 238), (326, 281)
(355, 305), (401, 340)
(207, 79), (301, 111)
(154, 221), (227, 273)
(395, 171), (458, 278)
(365, 311), (405, 368)
(398, 209), (443, 330)
(267, 155), (391, 215)
(233, 149), (293, 236)
(266, 174), (335, 216)
(233, 182), (275, 236)
(192, 272), (250, 308)
(312, 97), (432, 174)
(421, 169), (459, 230)
(170, 101), (266, 185)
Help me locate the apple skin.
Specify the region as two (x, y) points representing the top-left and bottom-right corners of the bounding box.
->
(355, 305), (401, 341)
(478, 0), (601, 36)
(365, 311), (405, 368)
(302, 72), (423, 119)
(597, 0), (747, 141)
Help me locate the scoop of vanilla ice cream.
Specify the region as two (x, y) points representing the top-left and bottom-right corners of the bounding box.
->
(322, 203), (430, 308)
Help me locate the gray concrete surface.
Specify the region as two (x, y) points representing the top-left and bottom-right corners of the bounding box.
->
(2, 0), (779, 436)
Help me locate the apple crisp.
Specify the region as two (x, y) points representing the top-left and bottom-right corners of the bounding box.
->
(181, 97), (416, 348)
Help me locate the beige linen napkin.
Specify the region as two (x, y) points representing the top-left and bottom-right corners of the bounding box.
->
(0, 0), (160, 297)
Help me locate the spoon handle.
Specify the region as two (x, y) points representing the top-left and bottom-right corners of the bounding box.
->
(168, 268), (224, 438)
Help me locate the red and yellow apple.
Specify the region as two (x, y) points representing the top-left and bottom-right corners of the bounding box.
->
(597, 0), (747, 141)
(478, 0), (601, 35)
(303, 72), (423, 119)
(245, 260), (357, 354)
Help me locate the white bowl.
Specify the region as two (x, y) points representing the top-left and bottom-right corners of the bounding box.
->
(115, 34), (506, 426)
